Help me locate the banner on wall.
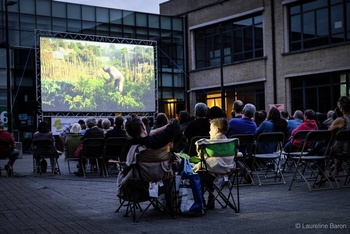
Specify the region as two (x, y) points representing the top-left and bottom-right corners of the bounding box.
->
(0, 108), (8, 130)
(51, 117), (86, 135)
(268, 104), (285, 111)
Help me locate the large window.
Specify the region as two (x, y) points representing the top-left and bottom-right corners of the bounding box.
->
(194, 13), (263, 69)
(291, 72), (350, 113)
(195, 82), (265, 117)
(289, 0), (350, 52)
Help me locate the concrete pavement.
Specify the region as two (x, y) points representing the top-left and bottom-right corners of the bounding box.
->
(0, 154), (350, 234)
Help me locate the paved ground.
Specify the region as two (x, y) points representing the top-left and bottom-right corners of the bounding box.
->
(0, 154), (350, 234)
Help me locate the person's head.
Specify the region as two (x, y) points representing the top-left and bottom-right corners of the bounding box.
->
(254, 111), (266, 127)
(304, 109), (316, 120)
(281, 111), (289, 120)
(115, 116), (125, 129)
(267, 107), (281, 121)
(37, 121), (50, 133)
(108, 117), (115, 127)
(86, 118), (97, 129)
(70, 123), (81, 134)
(208, 106), (225, 119)
(338, 96), (350, 113)
(141, 117), (150, 127)
(209, 118), (228, 139)
(97, 119), (103, 128)
(78, 119), (86, 130)
(178, 110), (191, 125)
(326, 110), (334, 119)
(154, 113), (168, 128)
(0, 121), (5, 130)
(102, 118), (111, 130)
(125, 117), (147, 138)
(293, 110), (304, 120)
(243, 103), (256, 118)
(232, 100), (244, 115)
(194, 102), (208, 118)
(333, 107), (343, 120)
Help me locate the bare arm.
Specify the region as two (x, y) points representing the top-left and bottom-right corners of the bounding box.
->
(328, 117), (344, 132)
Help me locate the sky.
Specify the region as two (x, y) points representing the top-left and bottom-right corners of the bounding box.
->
(55, 0), (168, 14)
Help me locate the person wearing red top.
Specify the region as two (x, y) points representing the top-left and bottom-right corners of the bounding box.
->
(283, 109), (318, 152)
(0, 121), (19, 175)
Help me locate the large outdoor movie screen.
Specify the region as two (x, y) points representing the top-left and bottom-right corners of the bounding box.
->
(39, 36), (156, 113)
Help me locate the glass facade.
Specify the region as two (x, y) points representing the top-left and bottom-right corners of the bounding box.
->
(289, 0), (350, 51)
(291, 71), (350, 113)
(194, 13), (263, 69)
(0, 0), (185, 149)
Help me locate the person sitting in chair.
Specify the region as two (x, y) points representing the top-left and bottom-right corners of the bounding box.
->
(193, 118), (236, 210)
(116, 116), (180, 212)
(74, 117), (104, 176)
(0, 121), (19, 176)
(33, 121), (60, 174)
(120, 116), (180, 162)
(193, 118), (235, 173)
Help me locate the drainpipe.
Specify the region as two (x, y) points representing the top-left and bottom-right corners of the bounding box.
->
(271, 0), (277, 104)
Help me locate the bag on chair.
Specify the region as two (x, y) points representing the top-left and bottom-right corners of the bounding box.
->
(177, 158), (204, 214)
(74, 144), (83, 158)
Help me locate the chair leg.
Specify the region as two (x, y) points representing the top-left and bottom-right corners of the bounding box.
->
(67, 160), (75, 174)
(54, 158), (61, 175)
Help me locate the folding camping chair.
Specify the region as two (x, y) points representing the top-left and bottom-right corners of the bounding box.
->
(65, 134), (83, 174)
(195, 138), (240, 213)
(116, 145), (178, 222)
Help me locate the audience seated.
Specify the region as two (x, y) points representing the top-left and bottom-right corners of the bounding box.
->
(173, 110), (191, 153)
(121, 116), (180, 162)
(60, 119), (86, 140)
(208, 106), (226, 119)
(108, 117), (115, 130)
(321, 110), (335, 129)
(255, 107), (287, 154)
(192, 118), (235, 209)
(286, 110), (304, 141)
(231, 100), (244, 118)
(254, 110), (266, 127)
(281, 111), (290, 122)
(141, 117), (151, 135)
(64, 123), (82, 152)
(105, 116), (127, 139)
(183, 102), (210, 156)
(101, 118), (111, 135)
(32, 121), (59, 174)
(328, 96), (350, 179)
(116, 117), (179, 214)
(97, 119), (103, 129)
(151, 113), (169, 132)
(0, 121), (19, 176)
(226, 104), (257, 184)
(283, 109), (318, 152)
(193, 118), (235, 173)
(74, 117), (104, 176)
(226, 103), (257, 138)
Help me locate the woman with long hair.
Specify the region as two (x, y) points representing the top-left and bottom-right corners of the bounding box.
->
(255, 107), (287, 153)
